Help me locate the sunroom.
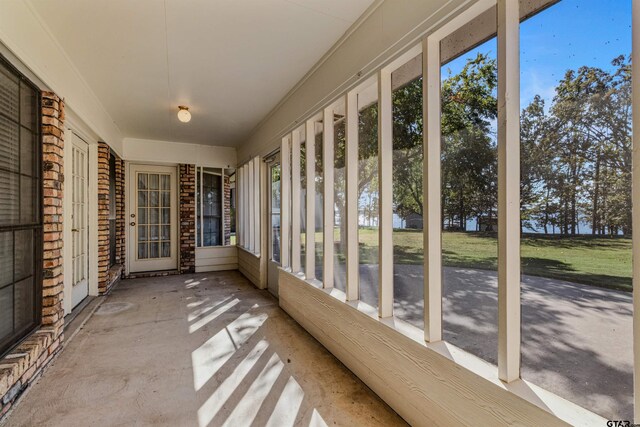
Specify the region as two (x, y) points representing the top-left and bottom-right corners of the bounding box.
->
(0, 0), (638, 426)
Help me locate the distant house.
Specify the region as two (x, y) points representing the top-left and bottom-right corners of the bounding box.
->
(478, 215), (498, 232)
(405, 212), (423, 229)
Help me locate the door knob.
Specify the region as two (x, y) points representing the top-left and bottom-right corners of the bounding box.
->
(130, 222), (136, 226)
(71, 228), (79, 232)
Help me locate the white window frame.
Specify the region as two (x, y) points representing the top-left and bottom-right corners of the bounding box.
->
(195, 166), (228, 248)
(270, 1), (640, 421)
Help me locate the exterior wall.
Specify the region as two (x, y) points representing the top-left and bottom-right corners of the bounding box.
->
(224, 175), (231, 246)
(279, 270), (601, 427)
(238, 247), (262, 288)
(0, 2), (124, 155)
(123, 138), (236, 167)
(97, 142), (125, 293)
(114, 155), (125, 273)
(195, 246), (238, 273)
(179, 164), (196, 274)
(236, 0), (471, 162)
(0, 92), (66, 419)
(97, 142), (110, 291)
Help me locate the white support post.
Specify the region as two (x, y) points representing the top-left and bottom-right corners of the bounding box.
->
(632, 0), (639, 421)
(236, 168), (242, 247)
(248, 160), (255, 253)
(220, 168), (225, 247)
(306, 120), (316, 279)
(291, 129), (302, 273)
(323, 106), (335, 288)
(238, 167), (244, 248)
(345, 92), (359, 301)
(244, 164), (250, 251)
(254, 157), (261, 255)
(378, 70), (393, 318)
(423, 37), (443, 342)
(497, 0), (521, 383)
(281, 136), (291, 269)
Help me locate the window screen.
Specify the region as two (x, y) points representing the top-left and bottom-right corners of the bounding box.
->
(0, 55), (42, 357)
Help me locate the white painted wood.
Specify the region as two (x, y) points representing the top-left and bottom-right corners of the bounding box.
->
(252, 157), (264, 256)
(323, 105), (335, 288)
(62, 127), (73, 315)
(279, 270), (604, 427)
(497, 0), (521, 383)
(70, 134), (89, 308)
(239, 166), (244, 248)
(238, 167), (244, 248)
(248, 160), (255, 253)
(305, 119), (316, 279)
(237, 0), (485, 162)
(221, 169), (226, 246)
(378, 69), (393, 318)
(345, 91), (360, 301)
(127, 164), (178, 272)
(291, 129), (302, 273)
(281, 136), (291, 269)
(260, 157), (269, 287)
(423, 37), (442, 343)
(0, 2), (124, 155)
(633, 0), (640, 421)
(195, 264), (239, 273)
(238, 246), (263, 288)
(195, 245), (238, 271)
(123, 138), (236, 170)
(244, 164), (250, 251)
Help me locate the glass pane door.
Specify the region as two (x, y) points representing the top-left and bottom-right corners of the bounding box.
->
(270, 163), (281, 263)
(137, 172), (172, 260)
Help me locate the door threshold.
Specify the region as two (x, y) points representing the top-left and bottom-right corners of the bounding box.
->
(126, 269), (180, 279)
(64, 296), (100, 335)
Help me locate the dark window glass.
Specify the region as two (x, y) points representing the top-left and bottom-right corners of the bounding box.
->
(197, 168), (223, 247)
(0, 55), (42, 357)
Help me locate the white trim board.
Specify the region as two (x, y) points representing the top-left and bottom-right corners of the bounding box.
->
(279, 270), (605, 427)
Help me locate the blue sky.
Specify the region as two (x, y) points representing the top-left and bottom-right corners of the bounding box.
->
(442, 0), (632, 110)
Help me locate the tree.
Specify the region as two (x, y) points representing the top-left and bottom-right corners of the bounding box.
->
(441, 53), (497, 231)
(392, 77), (424, 221)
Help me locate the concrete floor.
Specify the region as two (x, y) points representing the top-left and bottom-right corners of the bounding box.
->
(3, 271), (405, 427)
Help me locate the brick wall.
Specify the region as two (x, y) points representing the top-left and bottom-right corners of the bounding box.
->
(115, 156), (125, 270)
(0, 92), (65, 419)
(179, 164), (195, 273)
(97, 142), (110, 292)
(97, 144), (125, 293)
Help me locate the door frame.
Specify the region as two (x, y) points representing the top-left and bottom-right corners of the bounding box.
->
(126, 163), (179, 274)
(266, 152), (281, 297)
(63, 113), (100, 315)
(70, 134), (89, 308)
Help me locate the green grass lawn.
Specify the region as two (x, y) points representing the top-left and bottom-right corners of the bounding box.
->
(304, 229), (632, 291)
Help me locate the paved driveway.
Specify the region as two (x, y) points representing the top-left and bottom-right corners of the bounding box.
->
(334, 263), (633, 420)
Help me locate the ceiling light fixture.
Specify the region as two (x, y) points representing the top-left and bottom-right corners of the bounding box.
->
(177, 105), (191, 123)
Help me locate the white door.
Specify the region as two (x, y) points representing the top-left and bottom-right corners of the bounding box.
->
(71, 135), (89, 308)
(267, 154), (281, 297)
(129, 164), (178, 273)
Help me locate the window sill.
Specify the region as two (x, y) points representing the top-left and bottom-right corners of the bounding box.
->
(237, 245), (260, 258)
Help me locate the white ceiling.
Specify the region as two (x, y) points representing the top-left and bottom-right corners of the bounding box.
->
(28, 0), (375, 147)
